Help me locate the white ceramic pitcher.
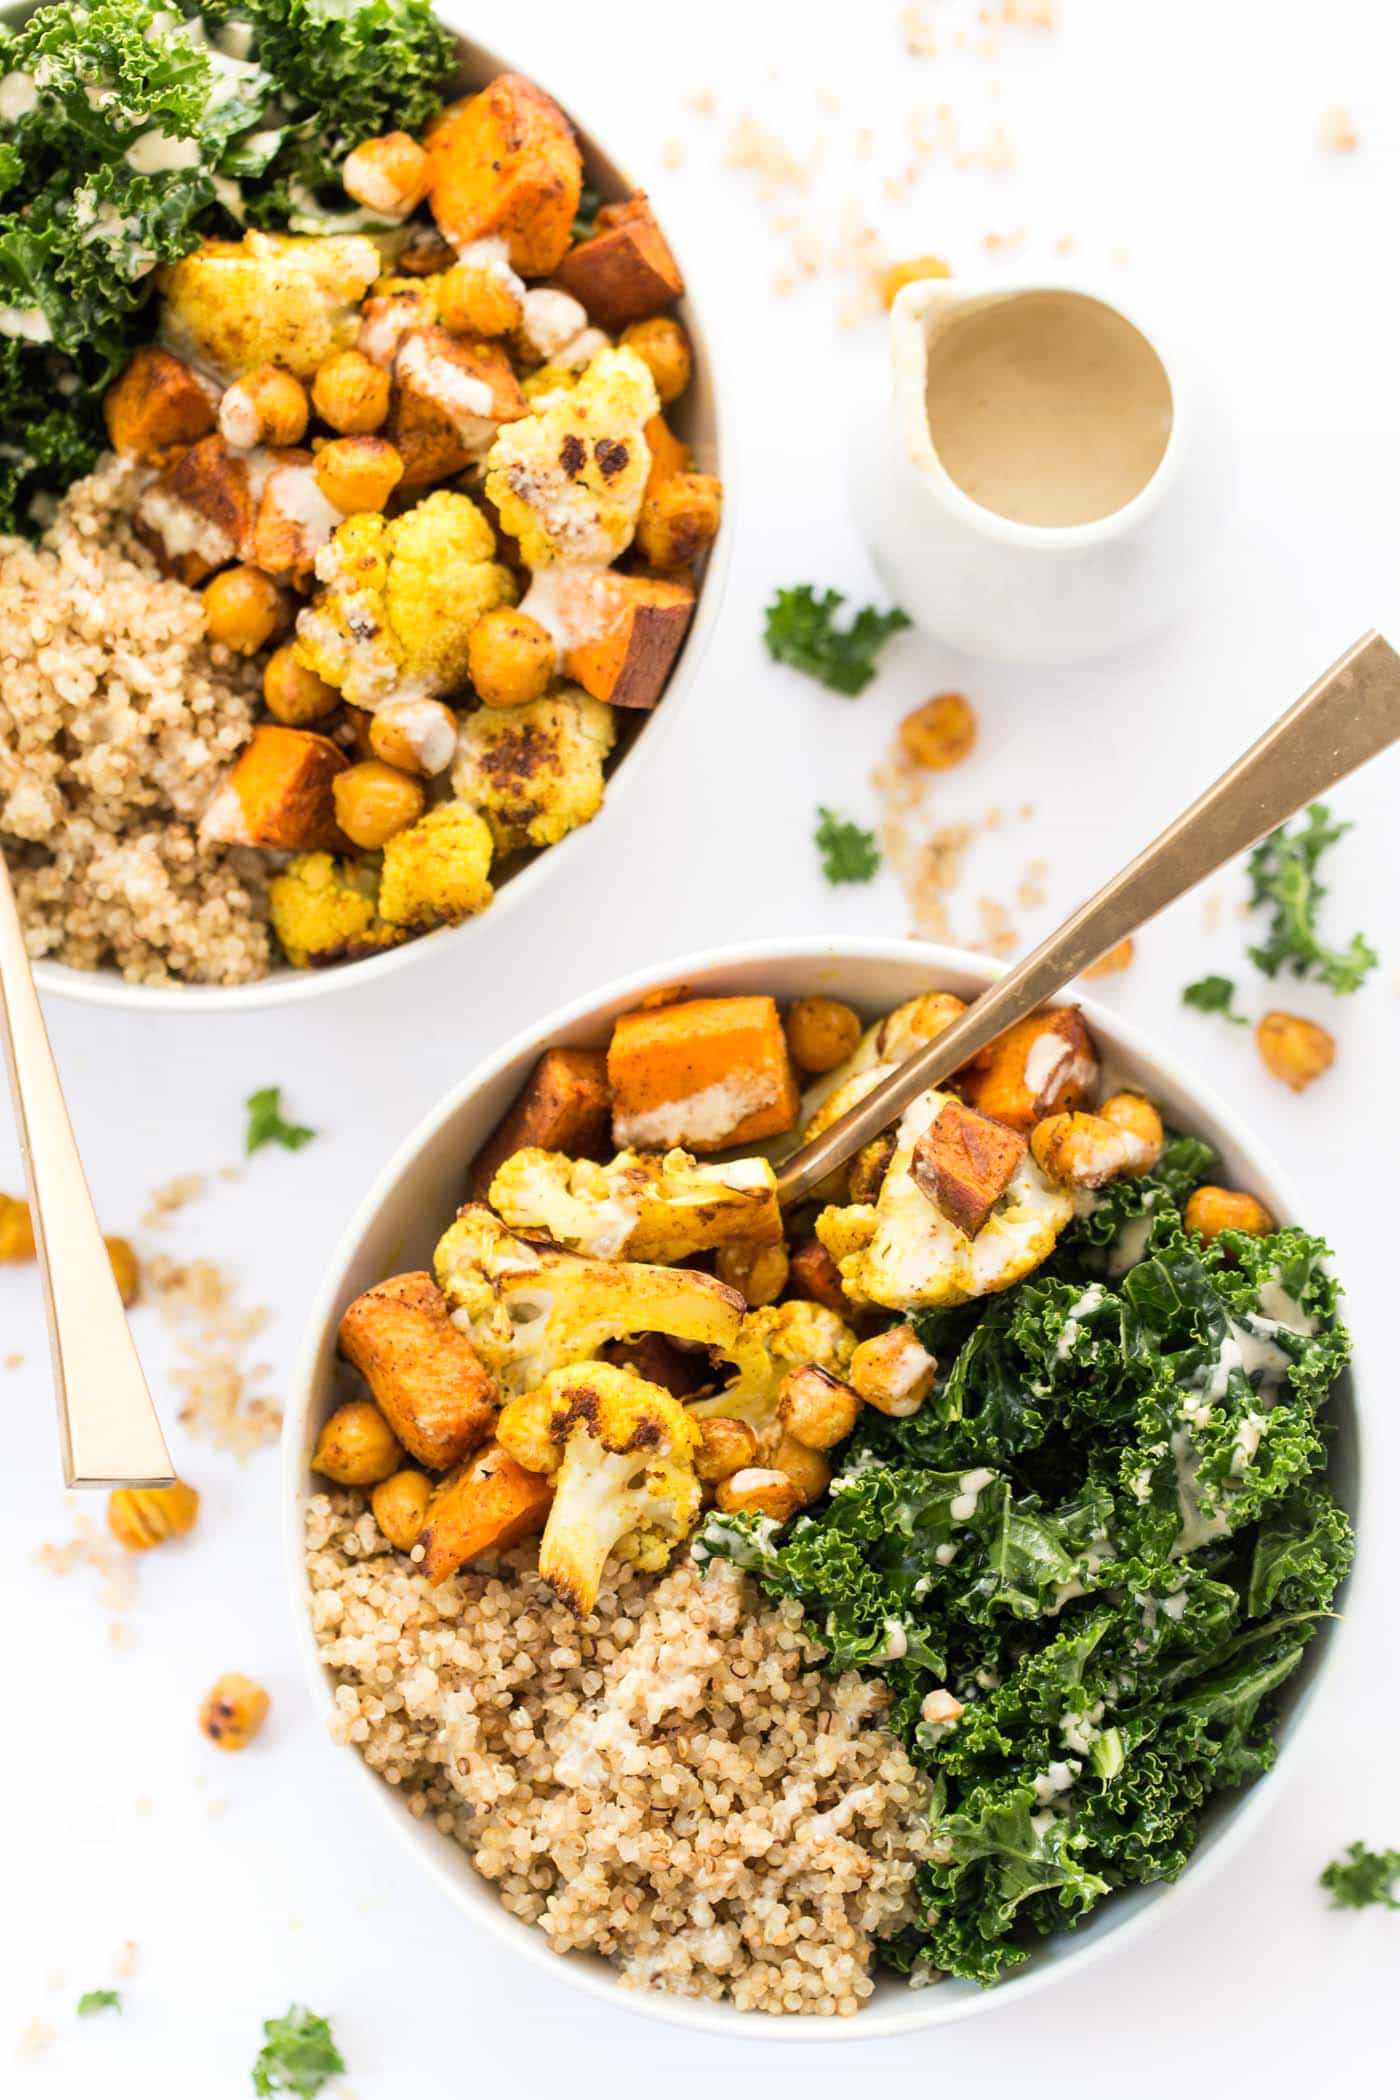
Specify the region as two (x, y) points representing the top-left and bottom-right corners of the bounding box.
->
(849, 277), (1228, 665)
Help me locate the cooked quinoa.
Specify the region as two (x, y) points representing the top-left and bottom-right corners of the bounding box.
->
(306, 1491), (932, 2015)
(0, 456), (272, 986)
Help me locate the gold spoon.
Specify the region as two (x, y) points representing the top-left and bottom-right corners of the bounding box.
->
(0, 859), (173, 1487)
(777, 629), (1400, 1208)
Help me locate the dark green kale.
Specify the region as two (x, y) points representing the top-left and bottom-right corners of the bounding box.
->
(814, 806), (881, 884)
(1246, 804), (1378, 994)
(245, 1086), (317, 1154)
(764, 585), (910, 695)
(1182, 975), (1248, 1025)
(1320, 1842), (1400, 1912)
(251, 2005), (345, 2097)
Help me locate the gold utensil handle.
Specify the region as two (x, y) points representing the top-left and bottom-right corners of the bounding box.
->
(777, 629), (1400, 1207)
(0, 858), (173, 1487)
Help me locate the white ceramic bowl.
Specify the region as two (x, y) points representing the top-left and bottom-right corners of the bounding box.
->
(284, 936), (1361, 2039)
(29, 13), (731, 1012)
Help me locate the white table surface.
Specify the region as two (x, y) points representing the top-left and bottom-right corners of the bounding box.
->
(3, 0), (1397, 2090)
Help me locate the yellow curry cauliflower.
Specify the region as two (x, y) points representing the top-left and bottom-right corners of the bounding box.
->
(267, 853), (403, 966)
(497, 1363), (700, 1615)
(488, 1145), (782, 1262)
(451, 688), (616, 852)
(295, 491), (516, 710)
(484, 345), (657, 565)
(159, 230), (381, 382)
(689, 1300), (858, 1445)
(377, 801), (494, 929)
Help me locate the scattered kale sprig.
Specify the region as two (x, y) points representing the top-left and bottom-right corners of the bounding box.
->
(1246, 804), (1378, 994)
(76, 1988), (121, 2016)
(1321, 1842), (1400, 1911)
(245, 1086), (317, 1154)
(814, 806), (881, 884)
(1183, 974), (1248, 1025)
(764, 585), (910, 695)
(251, 2005), (345, 2098)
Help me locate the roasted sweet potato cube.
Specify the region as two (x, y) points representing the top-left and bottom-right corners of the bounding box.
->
(389, 326), (528, 487)
(427, 72), (582, 276)
(104, 346), (217, 465)
(244, 450), (338, 579)
(417, 1440), (553, 1584)
(200, 725), (349, 850)
(786, 1237), (857, 1318)
(134, 434), (253, 584)
(911, 1101), (1027, 1238)
(959, 1006), (1099, 1133)
(555, 191), (684, 331)
(564, 573), (695, 711)
(338, 1270), (497, 1470)
(469, 1046), (612, 1200)
(608, 995), (799, 1154)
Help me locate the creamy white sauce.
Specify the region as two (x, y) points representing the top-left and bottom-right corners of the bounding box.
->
(374, 697), (456, 775)
(1169, 1427), (1232, 1555)
(517, 563), (613, 663)
(456, 235), (525, 298)
(135, 483), (236, 567)
(0, 71), (38, 122)
(616, 1074), (776, 1151)
(1054, 1282), (1106, 1359)
(869, 1619), (909, 1664)
(950, 1465), (995, 1523)
(396, 332), (497, 442)
(519, 286), (591, 361)
(124, 129), (202, 174)
(264, 463), (341, 556)
(218, 379), (261, 450)
(1107, 1203), (1155, 1276)
(0, 305), (51, 342)
(1032, 1758), (1081, 1803)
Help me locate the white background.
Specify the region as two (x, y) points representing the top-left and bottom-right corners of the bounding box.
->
(3, 0), (1398, 2091)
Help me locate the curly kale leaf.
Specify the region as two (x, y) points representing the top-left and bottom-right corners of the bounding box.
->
(1320, 1842), (1400, 1912)
(1065, 1133), (1217, 1252)
(764, 584), (911, 695)
(1246, 803), (1378, 994)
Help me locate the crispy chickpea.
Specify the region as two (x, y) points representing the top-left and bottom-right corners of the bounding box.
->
(201, 565), (289, 655)
(1098, 1091), (1164, 1170)
(1257, 1011), (1335, 1092)
(368, 696), (458, 777)
(899, 692), (977, 770)
(311, 349), (391, 436)
(332, 760), (426, 849)
(785, 996), (862, 1075)
(882, 255), (952, 308)
(314, 435), (404, 516)
(1031, 1109), (1155, 1189)
(776, 1364), (861, 1450)
(467, 607), (555, 708)
(263, 645), (339, 727)
(107, 1480), (199, 1552)
(1084, 938), (1135, 979)
(621, 316), (693, 404)
(637, 471), (722, 572)
(436, 260), (522, 338)
(344, 704), (377, 760)
(849, 1324), (937, 1417)
(370, 1468), (434, 1552)
(0, 1192), (35, 1262)
(105, 1235), (140, 1307)
(1184, 1186), (1275, 1243)
(770, 1434), (832, 1508)
(341, 131), (430, 217)
(218, 362), (308, 449)
(848, 1134), (895, 1205)
(714, 1240), (790, 1308)
(312, 1398), (404, 1485)
(199, 1672), (270, 1751)
(714, 1467), (804, 1523)
(877, 991), (967, 1060)
(695, 1416), (761, 1485)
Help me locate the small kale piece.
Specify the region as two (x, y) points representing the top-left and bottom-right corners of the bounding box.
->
(76, 1989), (121, 2016)
(571, 180), (601, 242)
(764, 585), (910, 695)
(1246, 804), (1378, 994)
(245, 1087), (317, 1155)
(251, 2006), (345, 2098)
(1320, 1842), (1400, 1911)
(814, 807), (880, 885)
(1183, 974), (1248, 1025)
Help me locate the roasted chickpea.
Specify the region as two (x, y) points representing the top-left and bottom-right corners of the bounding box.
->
(199, 1671), (270, 1751)
(263, 645), (339, 727)
(787, 1237), (853, 1317)
(341, 130), (431, 217)
(370, 1468), (434, 1552)
(637, 471), (722, 572)
(218, 362), (308, 449)
(785, 996), (862, 1075)
(921, 1688), (964, 1726)
(714, 1467), (804, 1523)
(368, 697), (458, 777)
(105, 1235), (140, 1307)
(770, 1434), (832, 1508)
(881, 254), (952, 308)
(343, 704), (377, 760)
(776, 1364), (861, 1450)
(1030, 1109), (1151, 1190)
(621, 316), (693, 404)
(1098, 1091), (1164, 1169)
(436, 259), (522, 338)
(899, 692), (977, 770)
(311, 349), (391, 435)
(714, 1240), (790, 1308)
(312, 1398), (403, 1485)
(849, 1324), (937, 1418)
(1256, 1011), (1335, 1092)
(876, 991), (967, 1060)
(695, 1416), (761, 1485)
(848, 1134), (896, 1204)
(201, 565), (289, 655)
(1084, 937), (1135, 979)
(314, 435), (404, 516)
(1184, 1186), (1276, 1243)
(467, 606), (555, 708)
(0, 1192), (34, 1262)
(107, 1479), (199, 1552)
(331, 760), (426, 849)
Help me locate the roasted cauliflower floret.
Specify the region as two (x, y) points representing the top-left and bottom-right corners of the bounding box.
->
(433, 1203), (744, 1396)
(497, 1362), (701, 1612)
(816, 1087), (1075, 1311)
(159, 230), (381, 383)
(295, 492), (516, 711)
(488, 1146), (782, 1262)
(451, 688), (616, 852)
(689, 1300), (858, 1446)
(377, 801), (494, 929)
(267, 852), (403, 966)
(484, 345), (657, 565)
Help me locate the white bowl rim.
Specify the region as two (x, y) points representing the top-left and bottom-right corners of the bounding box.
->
(283, 932), (1365, 2041)
(27, 15), (736, 1015)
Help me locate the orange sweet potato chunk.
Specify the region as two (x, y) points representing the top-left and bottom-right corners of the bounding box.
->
(200, 725), (349, 851)
(608, 995), (799, 1154)
(418, 1440), (553, 1585)
(554, 192), (684, 330)
(469, 1046), (612, 1200)
(135, 434), (254, 584)
(338, 1270), (497, 1470)
(911, 1100), (1026, 1238)
(564, 573), (695, 711)
(427, 72), (582, 276)
(388, 327), (527, 487)
(103, 346), (217, 465)
(958, 1006), (1099, 1133)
